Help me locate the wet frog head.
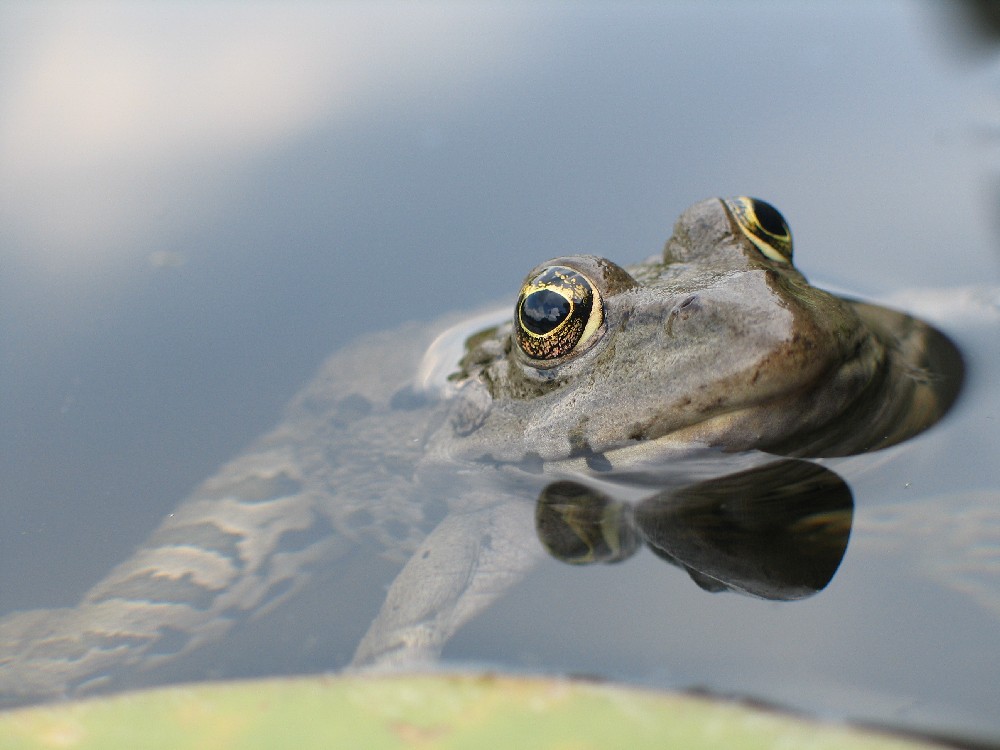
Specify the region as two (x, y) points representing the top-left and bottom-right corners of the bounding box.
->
(447, 197), (960, 463)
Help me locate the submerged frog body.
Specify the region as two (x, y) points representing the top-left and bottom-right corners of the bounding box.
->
(0, 198), (963, 703)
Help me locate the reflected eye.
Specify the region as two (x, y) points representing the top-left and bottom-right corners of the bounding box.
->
(515, 265), (604, 361)
(724, 196), (793, 263)
(535, 481), (641, 565)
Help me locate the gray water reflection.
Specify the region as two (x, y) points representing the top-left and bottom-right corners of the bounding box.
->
(0, 1), (999, 745)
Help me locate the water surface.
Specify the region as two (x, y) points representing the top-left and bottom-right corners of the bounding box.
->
(1, 2), (998, 744)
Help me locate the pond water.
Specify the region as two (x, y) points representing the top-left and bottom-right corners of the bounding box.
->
(1, 1), (999, 746)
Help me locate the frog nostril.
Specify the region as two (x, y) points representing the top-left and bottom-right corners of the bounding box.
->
(665, 295), (700, 336)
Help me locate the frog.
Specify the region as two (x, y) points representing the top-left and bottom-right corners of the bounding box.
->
(0, 197), (964, 705)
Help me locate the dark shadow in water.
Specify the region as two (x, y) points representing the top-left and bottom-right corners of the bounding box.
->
(925, 0), (1000, 61)
(926, 0), (1000, 264)
(536, 459), (853, 601)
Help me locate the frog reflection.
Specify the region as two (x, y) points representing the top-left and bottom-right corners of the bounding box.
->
(536, 459), (854, 601)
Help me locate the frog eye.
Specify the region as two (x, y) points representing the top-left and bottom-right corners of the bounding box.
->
(535, 481), (641, 564)
(515, 265), (604, 361)
(724, 196), (793, 263)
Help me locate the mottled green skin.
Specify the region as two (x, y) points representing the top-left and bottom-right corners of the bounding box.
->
(0, 198), (956, 705)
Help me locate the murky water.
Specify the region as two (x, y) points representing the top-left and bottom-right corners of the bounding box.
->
(1, 2), (998, 745)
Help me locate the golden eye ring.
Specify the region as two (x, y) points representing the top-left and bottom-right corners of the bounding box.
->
(515, 265), (604, 361)
(724, 196), (793, 263)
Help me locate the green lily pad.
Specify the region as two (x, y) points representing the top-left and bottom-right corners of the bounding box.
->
(0, 673), (948, 750)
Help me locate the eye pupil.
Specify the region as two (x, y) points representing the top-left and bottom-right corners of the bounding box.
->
(750, 199), (786, 237)
(521, 290), (570, 335)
